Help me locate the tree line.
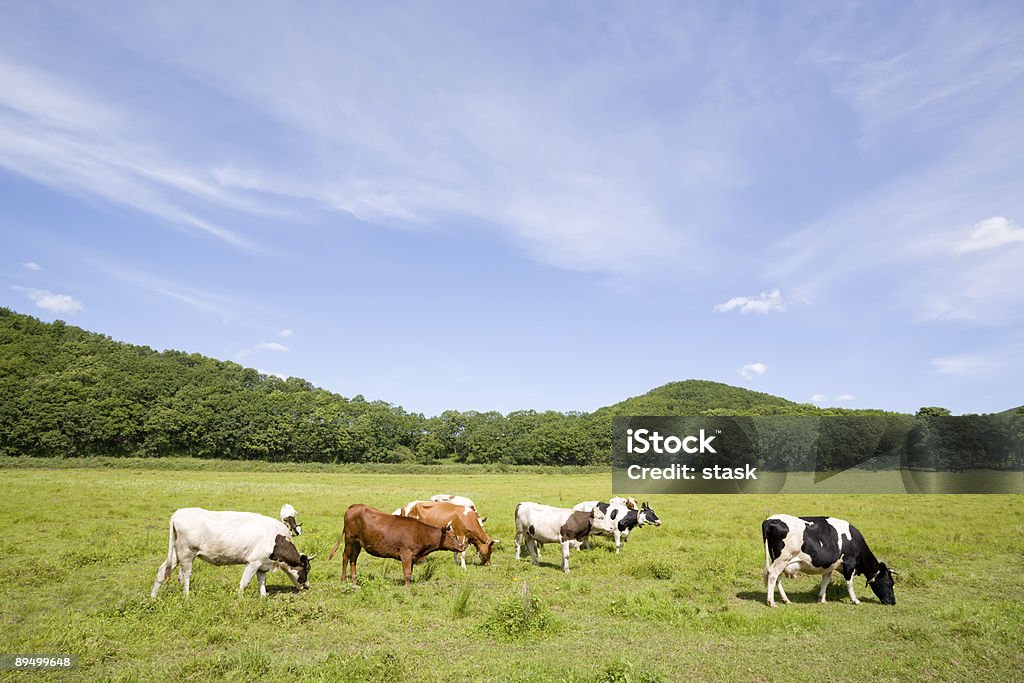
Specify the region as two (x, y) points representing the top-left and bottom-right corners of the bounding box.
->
(0, 309), (613, 464)
(2, 309), (1019, 468)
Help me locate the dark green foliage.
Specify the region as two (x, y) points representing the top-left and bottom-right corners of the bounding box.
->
(481, 586), (559, 640)
(9, 307), (1010, 469)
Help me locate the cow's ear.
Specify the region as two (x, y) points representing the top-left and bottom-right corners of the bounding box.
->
(270, 534), (287, 561)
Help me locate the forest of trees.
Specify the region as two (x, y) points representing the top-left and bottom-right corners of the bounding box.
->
(1, 308), (1020, 467)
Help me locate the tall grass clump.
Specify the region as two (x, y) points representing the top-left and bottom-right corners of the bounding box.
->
(451, 582), (473, 619)
(481, 584), (560, 641)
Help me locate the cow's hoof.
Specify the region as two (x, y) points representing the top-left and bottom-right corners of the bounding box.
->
(852, 599), (861, 605)
(768, 602), (777, 608)
(782, 598), (791, 604)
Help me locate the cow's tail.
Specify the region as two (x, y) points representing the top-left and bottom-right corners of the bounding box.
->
(761, 519), (772, 582)
(327, 531), (345, 561)
(163, 517), (178, 577)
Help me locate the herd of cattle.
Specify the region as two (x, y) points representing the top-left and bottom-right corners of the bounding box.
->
(150, 495), (896, 607)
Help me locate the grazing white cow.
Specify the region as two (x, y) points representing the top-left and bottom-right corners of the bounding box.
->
(429, 494), (477, 512)
(513, 502), (603, 573)
(280, 503), (302, 536)
(150, 508), (313, 598)
(572, 500), (661, 552)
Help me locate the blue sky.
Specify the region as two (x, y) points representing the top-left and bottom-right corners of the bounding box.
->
(2, 1), (1022, 416)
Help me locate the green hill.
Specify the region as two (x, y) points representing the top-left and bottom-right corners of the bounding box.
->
(597, 379), (814, 416)
(0, 308), (932, 465)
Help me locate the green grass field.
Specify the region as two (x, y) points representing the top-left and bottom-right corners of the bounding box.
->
(2, 464), (1022, 682)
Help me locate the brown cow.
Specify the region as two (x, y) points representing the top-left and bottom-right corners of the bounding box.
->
(327, 504), (467, 586)
(400, 501), (497, 568)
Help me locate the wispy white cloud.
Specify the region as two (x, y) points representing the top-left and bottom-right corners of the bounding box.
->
(714, 289), (784, 315)
(12, 286), (84, 314)
(22, 261), (42, 271)
(932, 353), (998, 377)
(810, 393), (827, 403)
(835, 394), (856, 402)
(278, 328), (294, 338)
(26, 4), (820, 280)
(929, 345), (1022, 377)
(738, 362), (767, 380)
(95, 264), (258, 320)
(0, 59), (272, 251)
(951, 216), (1024, 255)
(237, 341), (289, 358)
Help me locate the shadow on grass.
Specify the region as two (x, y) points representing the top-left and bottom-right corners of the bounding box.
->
(263, 584), (306, 595)
(736, 588), (886, 606)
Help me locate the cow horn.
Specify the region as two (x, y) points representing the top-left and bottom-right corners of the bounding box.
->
(444, 521), (453, 531)
(480, 516), (488, 523)
(307, 554), (317, 561)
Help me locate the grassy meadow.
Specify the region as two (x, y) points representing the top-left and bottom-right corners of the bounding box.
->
(1, 462), (1022, 682)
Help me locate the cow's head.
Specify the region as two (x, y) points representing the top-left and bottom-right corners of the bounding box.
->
(476, 538), (499, 566)
(866, 563), (896, 605)
(270, 534), (314, 590)
(638, 502), (661, 526)
(439, 522), (468, 554)
(280, 504), (302, 536)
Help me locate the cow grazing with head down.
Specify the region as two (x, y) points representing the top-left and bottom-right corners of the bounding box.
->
(328, 504), (467, 586)
(762, 514), (896, 608)
(573, 500), (661, 552)
(280, 503), (302, 536)
(399, 500), (497, 568)
(150, 508), (313, 598)
(513, 502), (604, 573)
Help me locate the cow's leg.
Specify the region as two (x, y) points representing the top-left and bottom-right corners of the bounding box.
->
(401, 552), (414, 586)
(776, 577), (791, 604)
(239, 562), (260, 597)
(151, 555), (177, 598)
(560, 540), (571, 573)
(256, 570), (268, 598)
(344, 542), (361, 584)
(514, 529), (523, 560)
(845, 576), (861, 605)
(173, 550), (195, 598)
(526, 537), (541, 566)
(766, 557), (797, 607)
(818, 571), (832, 603)
(765, 564), (784, 608)
(613, 528), (622, 554)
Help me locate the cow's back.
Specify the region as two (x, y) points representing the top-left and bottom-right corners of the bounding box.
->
(515, 502), (575, 543)
(409, 501), (486, 543)
(346, 504), (441, 557)
(171, 508), (286, 565)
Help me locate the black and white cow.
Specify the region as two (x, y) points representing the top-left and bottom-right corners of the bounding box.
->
(574, 500), (661, 552)
(762, 514), (895, 608)
(151, 508), (314, 598)
(514, 502), (605, 573)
